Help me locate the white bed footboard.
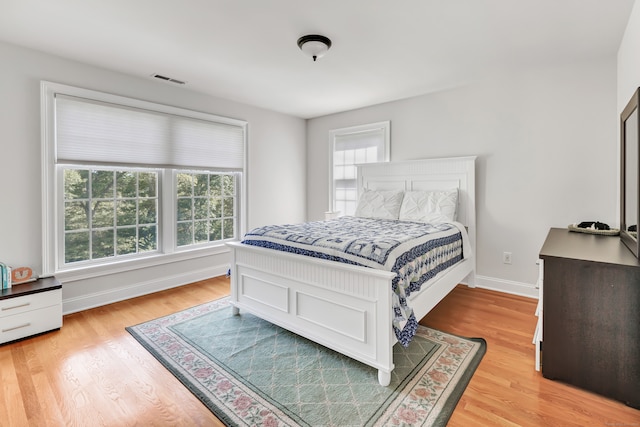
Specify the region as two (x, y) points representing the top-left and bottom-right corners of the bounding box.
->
(227, 241), (398, 384)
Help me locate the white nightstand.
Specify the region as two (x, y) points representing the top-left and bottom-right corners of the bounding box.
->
(0, 277), (62, 344)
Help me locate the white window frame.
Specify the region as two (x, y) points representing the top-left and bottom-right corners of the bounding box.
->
(328, 121), (390, 216)
(41, 81), (247, 281)
(174, 170), (239, 247)
(59, 166), (162, 265)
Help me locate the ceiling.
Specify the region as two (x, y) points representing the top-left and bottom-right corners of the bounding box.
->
(0, 0), (635, 119)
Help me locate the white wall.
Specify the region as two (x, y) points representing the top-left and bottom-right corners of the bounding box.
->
(2, 22), (630, 309)
(307, 59), (618, 297)
(619, 1), (640, 110)
(0, 41), (306, 313)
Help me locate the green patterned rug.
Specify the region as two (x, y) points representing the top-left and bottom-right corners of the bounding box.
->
(127, 298), (485, 426)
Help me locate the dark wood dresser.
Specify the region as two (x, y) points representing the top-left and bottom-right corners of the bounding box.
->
(539, 228), (640, 408)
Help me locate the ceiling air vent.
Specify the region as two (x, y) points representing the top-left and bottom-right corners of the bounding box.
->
(152, 74), (186, 85)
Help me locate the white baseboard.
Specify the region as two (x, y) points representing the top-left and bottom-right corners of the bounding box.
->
(62, 267), (537, 315)
(474, 275), (538, 299)
(62, 264), (228, 315)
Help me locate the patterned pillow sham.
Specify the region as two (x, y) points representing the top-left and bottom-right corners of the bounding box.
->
(354, 189), (404, 220)
(399, 189), (458, 223)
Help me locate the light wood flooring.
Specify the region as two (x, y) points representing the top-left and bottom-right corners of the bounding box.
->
(1, 277), (638, 426)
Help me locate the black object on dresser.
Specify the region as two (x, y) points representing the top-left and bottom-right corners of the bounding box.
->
(539, 228), (640, 409)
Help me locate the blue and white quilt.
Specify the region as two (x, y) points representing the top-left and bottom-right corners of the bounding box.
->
(241, 216), (467, 347)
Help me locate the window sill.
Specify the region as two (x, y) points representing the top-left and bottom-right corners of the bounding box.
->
(53, 243), (232, 283)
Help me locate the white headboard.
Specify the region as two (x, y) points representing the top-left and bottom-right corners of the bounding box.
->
(357, 156), (477, 281)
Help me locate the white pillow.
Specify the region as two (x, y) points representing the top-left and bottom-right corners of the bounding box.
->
(399, 189), (458, 223)
(354, 189), (404, 220)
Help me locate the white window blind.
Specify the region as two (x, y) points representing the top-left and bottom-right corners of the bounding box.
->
(55, 94), (245, 170)
(334, 127), (387, 154)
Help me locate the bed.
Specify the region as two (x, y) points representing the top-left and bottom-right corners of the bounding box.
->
(226, 156), (476, 386)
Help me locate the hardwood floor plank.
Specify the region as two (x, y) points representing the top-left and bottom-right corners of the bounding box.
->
(12, 345), (45, 426)
(1, 277), (638, 426)
(1, 347), (29, 426)
(421, 285), (640, 427)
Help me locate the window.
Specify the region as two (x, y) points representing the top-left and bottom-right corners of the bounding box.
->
(329, 121), (390, 216)
(63, 168), (158, 264)
(176, 172), (236, 246)
(42, 82), (247, 276)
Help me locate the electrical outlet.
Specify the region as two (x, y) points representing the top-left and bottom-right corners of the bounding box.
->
(503, 252), (512, 264)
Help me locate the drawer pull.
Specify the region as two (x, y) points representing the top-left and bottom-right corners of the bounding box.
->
(1, 302), (31, 311)
(2, 323), (31, 333)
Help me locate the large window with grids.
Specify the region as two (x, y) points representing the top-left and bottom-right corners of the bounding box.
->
(329, 121), (390, 216)
(62, 168), (159, 264)
(42, 82), (246, 275)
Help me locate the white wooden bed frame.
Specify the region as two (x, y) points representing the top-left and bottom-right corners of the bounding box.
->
(227, 156), (476, 386)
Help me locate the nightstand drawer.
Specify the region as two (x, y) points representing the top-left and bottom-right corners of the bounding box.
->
(0, 304), (62, 344)
(0, 289), (62, 318)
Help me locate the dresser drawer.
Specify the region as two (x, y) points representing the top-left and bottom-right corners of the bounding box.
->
(0, 289), (62, 319)
(0, 304), (62, 344)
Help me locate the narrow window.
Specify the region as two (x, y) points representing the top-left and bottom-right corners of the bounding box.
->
(329, 122), (390, 216)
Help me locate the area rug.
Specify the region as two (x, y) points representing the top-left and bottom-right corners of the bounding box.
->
(127, 298), (485, 426)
